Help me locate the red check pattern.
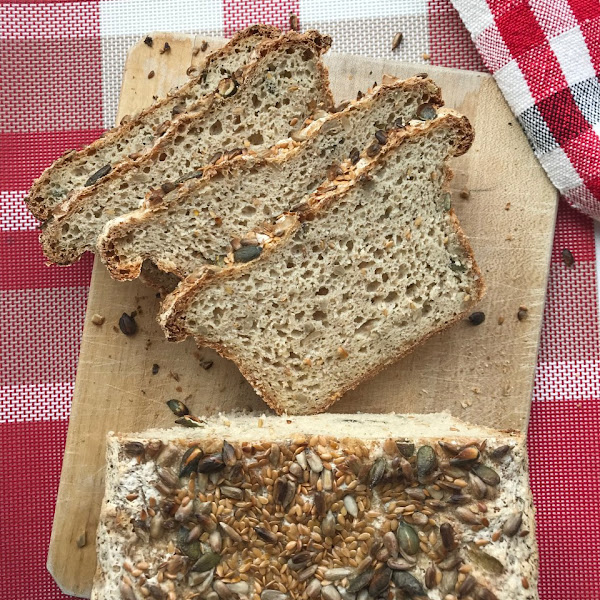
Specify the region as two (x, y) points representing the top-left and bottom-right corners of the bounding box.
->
(451, 0), (600, 220)
(1, 1), (598, 599)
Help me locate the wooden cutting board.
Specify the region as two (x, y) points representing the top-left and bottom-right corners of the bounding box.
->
(47, 33), (557, 597)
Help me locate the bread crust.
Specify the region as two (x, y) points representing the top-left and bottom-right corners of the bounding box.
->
(159, 110), (485, 415)
(26, 25), (281, 222)
(40, 30), (334, 265)
(98, 76), (443, 283)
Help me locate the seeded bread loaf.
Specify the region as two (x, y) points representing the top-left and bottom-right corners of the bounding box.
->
(41, 31), (334, 265)
(92, 413), (538, 600)
(26, 25), (281, 222)
(98, 75), (442, 285)
(160, 110), (484, 415)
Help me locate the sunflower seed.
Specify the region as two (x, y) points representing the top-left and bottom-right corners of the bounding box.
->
(502, 512), (523, 537)
(314, 490), (326, 516)
(180, 446), (203, 477)
(322, 468), (333, 491)
(282, 480), (296, 508)
(387, 558), (414, 571)
(405, 488), (425, 501)
(412, 511), (429, 526)
(298, 564), (319, 582)
(366, 142), (381, 158)
(306, 579), (321, 599)
(396, 522), (419, 555)
(288, 551), (311, 571)
(469, 472), (488, 499)
(255, 526), (278, 544)
(219, 522), (242, 543)
(192, 551), (221, 572)
(269, 443), (281, 466)
(489, 444), (511, 460)
(198, 453), (225, 473)
(261, 591), (288, 600)
(295, 450), (308, 470)
(440, 570), (458, 594)
(175, 500), (194, 521)
(417, 446), (437, 481)
(213, 580), (234, 600)
(369, 457), (386, 487)
(440, 523), (456, 550)
(146, 583), (167, 600)
(288, 462), (303, 479)
(472, 464), (500, 486)
(437, 553), (462, 571)
(399, 457), (414, 482)
(344, 495), (359, 517)
(85, 164), (112, 187)
(120, 580), (136, 600)
(347, 570), (372, 594)
(425, 564), (438, 589)
(324, 568), (353, 581)
(356, 591), (368, 600)
(392, 571), (425, 597)
(322, 511), (336, 538)
(124, 441), (144, 457)
(349, 147), (360, 165)
(383, 531), (398, 557)
(450, 446), (480, 467)
(305, 448), (323, 472)
(166, 399), (189, 417)
(322, 585), (341, 600)
(368, 567), (391, 596)
(473, 587), (499, 600)
(209, 530), (222, 552)
(458, 574), (477, 597)
(220, 486), (243, 500)
(222, 440), (236, 466)
(456, 507), (481, 525)
(375, 130), (387, 145)
(392, 32), (403, 51)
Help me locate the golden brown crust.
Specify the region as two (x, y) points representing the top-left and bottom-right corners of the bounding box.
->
(40, 31), (334, 264)
(99, 76), (443, 282)
(159, 110), (483, 415)
(26, 25), (282, 222)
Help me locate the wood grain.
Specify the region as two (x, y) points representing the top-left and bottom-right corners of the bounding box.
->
(47, 33), (556, 597)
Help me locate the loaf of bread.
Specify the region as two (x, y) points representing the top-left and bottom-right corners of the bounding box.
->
(41, 31), (334, 264)
(92, 413), (538, 600)
(98, 75), (442, 285)
(160, 110), (484, 415)
(26, 25), (281, 222)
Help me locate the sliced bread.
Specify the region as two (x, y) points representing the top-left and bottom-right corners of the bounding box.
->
(92, 413), (537, 600)
(40, 30), (334, 264)
(98, 75), (443, 284)
(160, 110), (484, 415)
(26, 25), (281, 222)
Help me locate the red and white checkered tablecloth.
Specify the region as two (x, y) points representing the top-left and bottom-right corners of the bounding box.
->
(1, 2), (599, 599)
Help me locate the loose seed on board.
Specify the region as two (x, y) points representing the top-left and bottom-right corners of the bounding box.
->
(468, 311), (485, 326)
(392, 32), (403, 51)
(561, 248), (575, 267)
(166, 399), (189, 418)
(119, 312), (137, 336)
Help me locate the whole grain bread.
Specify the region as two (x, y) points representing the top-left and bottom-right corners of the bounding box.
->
(41, 30), (334, 264)
(92, 413), (538, 600)
(26, 25), (281, 222)
(98, 75), (442, 285)
(160, 110), (484, 415)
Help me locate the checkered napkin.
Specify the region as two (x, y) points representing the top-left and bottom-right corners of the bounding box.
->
(1, 2), (599, 599)
(451, 0), (600, 220)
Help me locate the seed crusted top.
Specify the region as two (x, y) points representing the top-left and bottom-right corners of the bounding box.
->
(93, 424), (537, 600)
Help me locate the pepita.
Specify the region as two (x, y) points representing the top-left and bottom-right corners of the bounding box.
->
(368, 457), (386, 487)
(416, 445), (437, 482)
(166, 399), (189, 417)
(191, 551), (221, 572)
(396, 521), (419, 555)
(472, 464), (500, 486)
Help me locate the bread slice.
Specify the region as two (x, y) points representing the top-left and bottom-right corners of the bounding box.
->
(26, 25), (281, 222)
(160, 110), (484, 415)
(92, 413), (538, 600)
(41, 31), (334, 264)
(98, 75), (442, 285)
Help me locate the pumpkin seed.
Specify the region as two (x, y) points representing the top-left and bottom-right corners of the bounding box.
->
(416, 445), (437, 481)
(396, 522), (419, 555)
(191, 551), (221, 572)
(166, 399), (189, 417)
(472, 464), (500, 486)
(396, 441), (415, 457)
(177, 527), (202, 560)
(175, 415), (205, 428)
(233, 245), (262, 263)
(392, 571), (425, 597)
